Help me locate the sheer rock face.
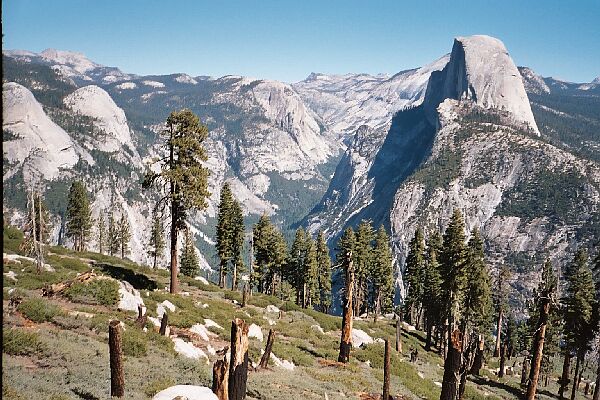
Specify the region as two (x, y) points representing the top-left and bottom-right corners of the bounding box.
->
(2, 82), (81, 182)
(424, 35), (539, 134)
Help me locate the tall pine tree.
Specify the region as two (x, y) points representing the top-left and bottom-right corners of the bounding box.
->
(147, 212), (165, 269)
(371, 225), (394, 320)
(354, 220), (374, 316)
(66, 181), (93, 252)
(405, 227), (426, 327)
(216, 182), (234, 288)
(180, 228), (199, 277)
(423, 231), (443, 351)
(316, 231), (332, 313)
(107, 210), (120, 257)
(118, 212), (131, 259)
(143, 109), (210, 294)
(97, 211), (106, 255)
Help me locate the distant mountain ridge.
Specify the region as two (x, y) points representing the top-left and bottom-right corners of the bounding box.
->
(3, 39), (599, 305)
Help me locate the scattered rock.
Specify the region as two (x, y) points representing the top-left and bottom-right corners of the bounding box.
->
(434, 382), (443, 387)
(172, 338), (208, 362)
(190, 324), (214, 342)
(204, 318), (223, 330)
(4, 270), (17, 281)
(311, 324), (325, 334)
(156, 300), (176, 317)
(248, 324), (263, 341)
(270, 352), (295, 370)
(194, 276), (209, 285)
(265, 305), (280, 313)
(351, 328), (373, 348)
(152, 385), (217, 400)
(118, 280), (144, 312)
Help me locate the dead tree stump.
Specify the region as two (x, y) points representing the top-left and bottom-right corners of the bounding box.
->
(229, 318), (249, 400)
(212, 357), (229, 400)
(383, 339), (391, 400)
(259, 329), (275, 369)
(109, 320), (125, 398)
(338, 253), (354, 363)
(159, 312), (168, 336)
(135, 305), (147, 327)
(395, 319), (402, 353)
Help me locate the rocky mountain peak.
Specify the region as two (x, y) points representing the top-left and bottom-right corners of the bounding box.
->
(424, 35), (539, 134)
(40, 48), (101, 73)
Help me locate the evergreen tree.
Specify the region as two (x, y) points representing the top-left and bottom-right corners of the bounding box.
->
(304, 235), (319, 308)
(353, 220), (374, 316)
(493, 263), (512, 357)
(423, 231), (443, 350)
(215, 182), (234, 288)
(97, 211), (106, 255)
(230, 199), (245, 290)
(289, 228), (307, 305)
(439, 209), (468, 400)
(143, 109), (210, 294)
(526, 259), (558, 400)
(316, 231), (332, 313)
(371, 225), (394, 319)
(457, 228), (492, 398)
(336, 227), (356, 304)
(118, 212), (131, 259)
(107, 210), (120, 257)
(180, 228), (199, 277)
(147, 212), (165, 269)
(405, 227), (426, 326)
(560, 250), (598, 400)
(66, 181), (93, 251)
(252, 214), (287, 295)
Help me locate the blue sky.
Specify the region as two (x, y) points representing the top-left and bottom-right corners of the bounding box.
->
(3, 0), (599, 82)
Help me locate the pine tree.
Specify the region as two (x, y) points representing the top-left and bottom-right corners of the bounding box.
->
(147, 212), (165, 269)
(118, 212), (131, 259)
(423, 231), (443, 351)
(526, 259), (558, 400)
(107, 210), (120, 257)
(97, 211), (106, 255)
(458, 228), (492, 399)
(493, 263), (512, 357)
(439, 209), (468, 400)
(230, 199), (245, 291)
(560, 250), (598, 400)
(304, 235), (319, 308)
(253, 214), (274, 293)
(180, 228), (199, 277)
(371, 225), (394, 320)
(66, 181), (93, 252)
(289, 228), (307, 305)
(336, 227), (356, 305)
(143, 109), (210, 294)
(405, 227), (426, 327)
(354, 220), (374, 316)
(216, 182), (234, 288)
(316, 231), (332, 313)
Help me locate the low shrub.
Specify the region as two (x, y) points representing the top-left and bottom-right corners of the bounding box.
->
(17, 298), (62, 322)
(122, 328), (148, 357)
(64, 279), (119, 306)
(144, 377), (176, 397)
(3, 328), (46, 356)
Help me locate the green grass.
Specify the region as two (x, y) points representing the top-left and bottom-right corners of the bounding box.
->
(17, 298), (63, 323)
(122, 327), (148, 357)
(64, 279), (119, 306)
(3, 328), (46, 356)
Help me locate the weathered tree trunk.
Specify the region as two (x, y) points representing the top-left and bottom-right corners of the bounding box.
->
(373, 292), (381, 323)
(498, 342), (506, 378)
(526, 300), (550, 400)
(212, 357), (229, 400)
(494, 308), (503, 357)
(396, 319), (402, 353)
(585, 382), (590, 396)
(259, 329), (275, 369)
(383, 339), (390, 400)
(440, 329), (462, 400)
(232, 262), (237, 291)
(241, 284), (248, 308)
(521, 357), (530, 386)
(135, 305), (146, 327)
(470, 335), (485, 376)
(159, 312), (169, 336)
(109, 320), (125, 398)
(338, 255), (354, 363)
(570, 354), (582, 400)
(559, 350), (571, 400)
(219, 261), (225, 289)
(425, 319), (434, 351)
(229, 318), (249, 400)
(169, 202), (179, 294)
